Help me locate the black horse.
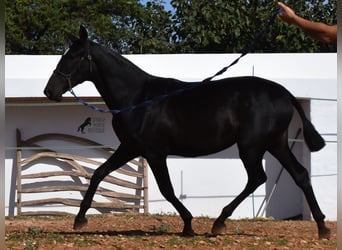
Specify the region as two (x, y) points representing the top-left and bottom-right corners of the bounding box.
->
(44, 26), (330, 239)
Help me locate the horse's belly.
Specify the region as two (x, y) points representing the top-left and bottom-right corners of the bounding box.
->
(168, 129), (237, 157)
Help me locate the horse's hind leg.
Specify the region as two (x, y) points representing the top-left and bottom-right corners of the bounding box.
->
(212, 148), (267, 235)
(268, 142), (330, 239)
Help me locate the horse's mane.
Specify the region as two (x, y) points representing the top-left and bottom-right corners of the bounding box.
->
(91, 41), (147, 75)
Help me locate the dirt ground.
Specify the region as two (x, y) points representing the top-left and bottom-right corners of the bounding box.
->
(5, 213), (337, 249)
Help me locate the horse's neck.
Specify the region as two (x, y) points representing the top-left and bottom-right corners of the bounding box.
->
(90, 44), (188, 110)
(91, 45), (150, 109)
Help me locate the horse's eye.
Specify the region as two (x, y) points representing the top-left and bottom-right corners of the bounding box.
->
(69, 49), (85, 59)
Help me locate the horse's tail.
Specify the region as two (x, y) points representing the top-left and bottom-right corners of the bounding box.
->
(290, 95), (325, 152)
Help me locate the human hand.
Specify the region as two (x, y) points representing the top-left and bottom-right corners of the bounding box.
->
(277, 2), (297, 24)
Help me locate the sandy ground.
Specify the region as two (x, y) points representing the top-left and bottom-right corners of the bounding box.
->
(5, 213), (337, 249)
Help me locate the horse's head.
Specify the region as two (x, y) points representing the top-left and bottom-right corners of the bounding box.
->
(44, 25), (93, 101)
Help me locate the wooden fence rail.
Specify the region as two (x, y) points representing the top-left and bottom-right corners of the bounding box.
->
(16, 129), (148, 216)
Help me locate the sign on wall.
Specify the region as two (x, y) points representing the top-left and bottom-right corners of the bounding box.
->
(77, 117), (106, 134)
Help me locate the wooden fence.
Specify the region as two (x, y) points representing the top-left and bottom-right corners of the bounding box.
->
(16, 129), (148, 216)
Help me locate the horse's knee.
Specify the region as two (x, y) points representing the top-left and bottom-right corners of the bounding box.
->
(159, 187), (177, 202)
(292, 168), (311, 189)
(93, 165), (112, 180)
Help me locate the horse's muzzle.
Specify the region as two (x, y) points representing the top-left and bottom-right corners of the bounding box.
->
(43, 87), (62, 102)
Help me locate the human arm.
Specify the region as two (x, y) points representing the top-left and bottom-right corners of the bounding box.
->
(278, 2), (337, 44)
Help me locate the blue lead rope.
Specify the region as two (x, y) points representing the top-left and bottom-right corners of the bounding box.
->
(70, 8), (284, 115)
(69, 89), (120, 114)
(70, 81), (202, 114)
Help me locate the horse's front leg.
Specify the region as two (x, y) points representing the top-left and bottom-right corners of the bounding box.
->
(73, 144), (139, 230)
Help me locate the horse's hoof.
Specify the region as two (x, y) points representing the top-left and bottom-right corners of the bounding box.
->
(182, 228), (197, 237)
(73, 217), (88, 230)
(211, 220), (226, 235)
(318, 227), (331, 239)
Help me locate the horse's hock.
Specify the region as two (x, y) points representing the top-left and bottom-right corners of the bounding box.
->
(15, 129), (148, 216)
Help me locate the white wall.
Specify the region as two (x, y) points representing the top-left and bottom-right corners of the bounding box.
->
(5, 54), (337, 220)
(5, 53), (336, 100)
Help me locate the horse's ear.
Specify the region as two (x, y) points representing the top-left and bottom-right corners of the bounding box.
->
(79, 25), (88, 43)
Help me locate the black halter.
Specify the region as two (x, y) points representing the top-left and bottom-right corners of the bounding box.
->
(53, 43), (93, 90)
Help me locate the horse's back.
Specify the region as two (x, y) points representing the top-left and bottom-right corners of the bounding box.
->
(166, 76), (293, 129)
(131, 76), (293, 156)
